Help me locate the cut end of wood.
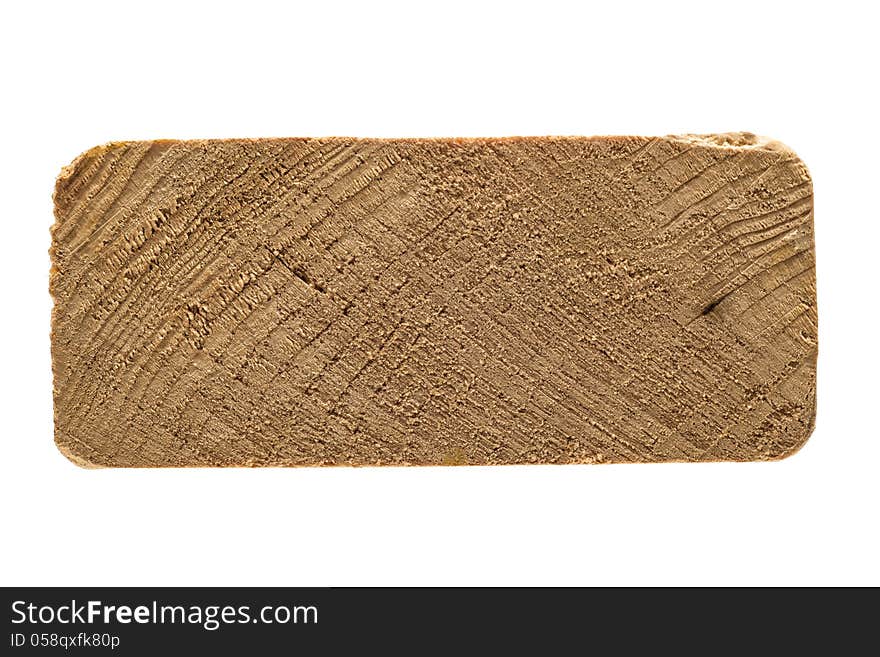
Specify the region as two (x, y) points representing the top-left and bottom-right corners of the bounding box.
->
(50, 134), (817, 467)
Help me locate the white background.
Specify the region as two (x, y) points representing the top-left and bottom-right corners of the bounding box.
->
(1, 1), (877, 586)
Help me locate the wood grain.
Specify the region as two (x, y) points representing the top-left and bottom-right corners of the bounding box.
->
(50, 134), (817, 466)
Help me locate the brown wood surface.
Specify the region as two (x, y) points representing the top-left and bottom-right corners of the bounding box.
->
(50, 134), (817, 466)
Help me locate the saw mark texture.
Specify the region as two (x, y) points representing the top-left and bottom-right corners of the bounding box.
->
(50, 134), (817, 466)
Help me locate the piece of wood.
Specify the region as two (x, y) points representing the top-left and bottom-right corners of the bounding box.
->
(51, 134), (817, 466)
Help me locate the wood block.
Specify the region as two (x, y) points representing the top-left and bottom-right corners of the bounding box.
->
(50, 134), (817, 466)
